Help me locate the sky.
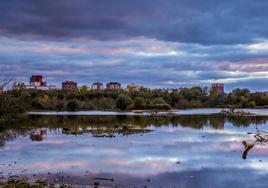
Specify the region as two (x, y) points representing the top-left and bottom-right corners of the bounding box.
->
(1, 0), (268, 91)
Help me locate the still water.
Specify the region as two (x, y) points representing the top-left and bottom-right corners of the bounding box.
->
(1, 113), (268, 187)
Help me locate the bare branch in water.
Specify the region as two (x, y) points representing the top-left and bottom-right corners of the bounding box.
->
(242, 141), (255, 159)
(242, 125), (268, 159)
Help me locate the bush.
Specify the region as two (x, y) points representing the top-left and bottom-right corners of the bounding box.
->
(150, 97), (167, 105)
(247, 101), (256, 108)
(90, 97), (115, 110)
(67, 99), (79, 111)
(132, 97), (145, 109)
(147, 97), (171, 110)
(116, 94), (132, 110)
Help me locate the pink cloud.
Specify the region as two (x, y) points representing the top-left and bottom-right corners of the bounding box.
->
(217, 58), (268, 73)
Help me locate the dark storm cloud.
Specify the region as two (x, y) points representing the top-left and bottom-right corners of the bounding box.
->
(1, 1), (268, 91)
(1, 0), (268, 45)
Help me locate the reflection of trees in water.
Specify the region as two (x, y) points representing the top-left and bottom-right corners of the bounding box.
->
(0, 129), (22, 147)
(226, 116), (267, 127)
(3, 115), (268, 130)
(0, 133), (4, 147)
(0, 124), (4, 146)
(1, 115), (268, 146)
(172, 115), (209, 129)
(0, 122), (47, 147)
(209, 116), (225, 129)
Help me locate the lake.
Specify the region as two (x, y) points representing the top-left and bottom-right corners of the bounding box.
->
(1, 111), (268, 187)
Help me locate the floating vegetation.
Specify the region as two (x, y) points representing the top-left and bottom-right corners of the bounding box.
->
(62, 125), (153, 137)
(62, 127), (91, 135)
(220, 109), (254, 116)
(92, 125), (153, 137)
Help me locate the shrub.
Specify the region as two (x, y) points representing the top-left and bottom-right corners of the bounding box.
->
(116, 94), (132, 110)
(247, 101), (256, 108)
(133, 97), (145, 109)
(67, 99), (79, 111)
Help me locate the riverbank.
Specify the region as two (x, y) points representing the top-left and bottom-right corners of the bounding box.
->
(27, 108), (268, 116)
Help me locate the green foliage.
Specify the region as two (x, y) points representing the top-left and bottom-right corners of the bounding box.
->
(67, 99), (79, 111)
(90, 97), (115, 110)
(132, 97), (145, 109)
(116, 94), (132, 110)
(150, 97), (166, 105)
(2, 86), (268, 116)
(247, 101), (256, 108)
(0, 92), (27, 116)
(147, 97), (171, 110)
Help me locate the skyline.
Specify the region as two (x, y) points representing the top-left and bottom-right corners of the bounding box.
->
(1, 1), (268, 92)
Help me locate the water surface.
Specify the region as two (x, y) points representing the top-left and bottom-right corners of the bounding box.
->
(1, 114), (268, 187)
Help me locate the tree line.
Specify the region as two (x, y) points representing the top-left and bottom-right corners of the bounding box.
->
(1, 86), (268, 117)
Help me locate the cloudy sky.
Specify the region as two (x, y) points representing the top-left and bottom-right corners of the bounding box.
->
(1, 0), (268, 91)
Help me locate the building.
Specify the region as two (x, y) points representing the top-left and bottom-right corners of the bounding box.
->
(127, 83), (141, 90)
(30, 75), (46, 87)
(92, 82), (104, 90)
(34, 85), (56, 90)
(12, 75), (56, 91)
(212, 83), (224, 94)
(14, 83), (56, 90)
(106, 82), (121, 90)
(62, 81), (78, 90)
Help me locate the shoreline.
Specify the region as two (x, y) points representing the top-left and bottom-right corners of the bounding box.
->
(27, 108), (268, 116)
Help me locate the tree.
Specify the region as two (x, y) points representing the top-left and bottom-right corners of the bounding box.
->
(0, 77), (17, 117)
(247, 101), (256, 108)
(90, 97), (115, 110)
(150, 97), (166, 105)
(133, 97), (145, 109)
(80, 85), (89, 95)
(149, 97), (171, 110)
(0, 77), (13, 91)
(116, 94), (132, 110)
(67, 99), (79, 111)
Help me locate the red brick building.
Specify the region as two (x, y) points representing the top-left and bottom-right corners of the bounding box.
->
(212, 83), (224, 94)
(106, 82), (121, 90)
(30, 75), (46, 86)
(62, 81), (78, 90)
